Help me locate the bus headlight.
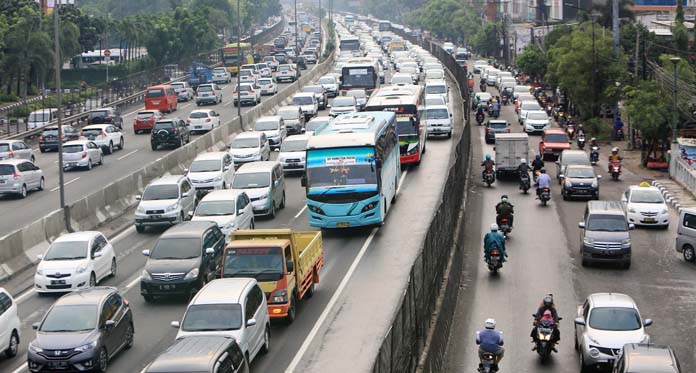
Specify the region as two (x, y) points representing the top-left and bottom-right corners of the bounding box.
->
(361, 202), (378, 212)
(308, 205), (325, 215)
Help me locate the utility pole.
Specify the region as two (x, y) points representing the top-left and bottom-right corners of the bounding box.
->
(634, 31), (639, 78)
(503, 14), (509, 66)
(671, 57), (680, 143)
(592, 13), (597, 118)
(612, 0), (620, 58)
(236, 0), (243, 130)
(319, 0), (322, 61)
(54, 1), (72, 232)
(294, 0), (299, 57)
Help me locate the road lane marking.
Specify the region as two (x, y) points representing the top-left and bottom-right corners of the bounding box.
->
(123, 275), (142, 292)
(11, 362), (27, 373)
(396, 169), (409, 195)
(285, 227), (379, 373)
(293, 205), (307, 219)
(50, 177), (80, 192)
(117, 149), (139, 160)
(124, 107), (145, 118)
(14, 288), (35, 303)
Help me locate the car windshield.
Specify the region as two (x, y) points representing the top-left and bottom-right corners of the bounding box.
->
(223, 247), (284, 280)
(423, 108), (449, 119)
(154, 122), (174, 130)
(425, 98), (445, 106)
(44, 241), (88, 260)
(587, 215), (627, 231)
(232, 172), (269, 189)
(150, 238), (200, 259)
(170, 83), (184, 89)
(280, 139), (307, 152)
(589, 307), (642, 331)
(630, 190), (664, 203)
(63, 144), (85, 153)
(145, 89), (164, 98)
(0, 165), (15, 175)
(333, 98), (355, 107)
(566, 167), (595, 178)
(279, 66), (291, 71)
(528, 112), (548, 120)
(563, 154), (589, 165)
(545, 133), (567, 143)
(89, 110), (108, 118)
(293, 96), (314, 105)
(255, 121), (278, 131)
(181, 304), (243, 332)
(189, 112), (210, 119)
(195, 201), (235, 217)
(198, 86), (212, 92)
(137, 112), (155, 119)
(521, 102), (541, 110)
(41, 305), (97, 332)
(259, 79), (272, 85)
(319, 77), (335, 84)
(426, 85), (447, 95)
(142, 184), (179, 200)
(189, 159), (221, 172)
(231, 138), (260, 148)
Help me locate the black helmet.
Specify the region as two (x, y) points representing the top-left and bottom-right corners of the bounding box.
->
(535, 154), (541, 160)
(540, 168), (546, 173)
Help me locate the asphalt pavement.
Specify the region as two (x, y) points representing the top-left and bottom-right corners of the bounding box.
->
(443, 70), (696, 372)
(0, 69), (315, 235)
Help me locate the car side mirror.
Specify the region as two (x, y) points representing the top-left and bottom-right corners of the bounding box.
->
(32, 322), (40, 330)
(326, 104), (331, 108)
(36, 254), (43, 260)
(187, 211), (194, 219)
(223, 166), (230, 171)
(554, 160), (560, 164)
(103, 320), (116, 330)
(629, 223), (635, 230)
(170, 321), (180, 328)
(135, 195), (142, 201)
(142, 249), (150, 257)
(450, 113), (453, 117)
(182, 192), (190, 198)
(597, 175), (602, 179)
(246, 318), (257, 327)
(183, 168), (189, 173)
(93, 251), (103, 258)
(559, 174), (565, 179)
(205, 247), (215, 256)
(621, 196), (627, 203)
(578, 222), (586, 229)
(237, 209), (245, 216)
(574, 318), (586, 326)
(286, 260), (294, 273)
(643, 319), (653, 327)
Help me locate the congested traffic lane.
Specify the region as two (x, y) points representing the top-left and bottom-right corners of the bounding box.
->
(0, 67), (318, 235)
(443, 70), (695, 372)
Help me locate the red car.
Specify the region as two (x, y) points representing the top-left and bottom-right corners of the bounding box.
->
(133, 110), (164, 134)
(539, 129), (571, 161)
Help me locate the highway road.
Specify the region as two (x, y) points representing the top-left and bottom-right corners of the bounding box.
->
(0, 60), (466, 373)
(0, 65), (320, 236)
(443, 69), (696, 372)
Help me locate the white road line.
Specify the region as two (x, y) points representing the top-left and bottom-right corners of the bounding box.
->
(123, 275), (142, 292)
(293, 205), (307, 219)
(50, 177), (80, 192)
(11, 362), (27, 373)
(117, 149), (139, 160)
(14, 288), (35, 303)
(180, 103), (192, 109)
(124, 107), (145, 118)
(396, 169), (409, 195)
(112, 226), (136, 244)
(285, 228), (379, 373)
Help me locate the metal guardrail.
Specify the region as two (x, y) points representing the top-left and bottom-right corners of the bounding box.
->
(1, 17), (285, 142)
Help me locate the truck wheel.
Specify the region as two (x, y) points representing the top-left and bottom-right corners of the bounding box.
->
(305, 282), (315, 298)
(286, 294), (297, 324)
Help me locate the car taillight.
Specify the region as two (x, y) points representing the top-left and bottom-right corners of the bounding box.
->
(186, 119), (191, 123)
(60, 134), (65, 139)
(104, 116), (112, 121)
(7, 150), (13, 158)
(13, 172), (20, 180)
(211, 92), (216, 95)
(100, 131), (106, 137)
(39, 136), (44, 141)
(81, 152), (87, 159)
(506, 128), (510, 133)
(249, 89), (255, 93)
(485, 127), (491, 133)
(172, 128), (178, 134)
(206, 118), (211, 122)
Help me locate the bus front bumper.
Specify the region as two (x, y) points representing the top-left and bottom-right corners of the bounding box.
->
(308, 209), (382, 228)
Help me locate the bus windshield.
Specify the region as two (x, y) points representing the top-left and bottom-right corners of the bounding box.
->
(342, 67), (376, 89)
(340, 39), (360, 51)
(306, 146), (378, 189)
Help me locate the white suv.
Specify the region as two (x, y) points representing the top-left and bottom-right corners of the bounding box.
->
(190, 189), (255, 236)
(81, 124), (124, 154)
(186, 152), (235, 192)
(34, 231), (117, 295)
(134, 175), (197, 233)
(212, 67), (231, 84)
(233, 83), (261, 106)
(0, 288), (20, 358)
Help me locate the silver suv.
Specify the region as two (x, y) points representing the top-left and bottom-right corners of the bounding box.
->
(134, 175), (196, 233)
(0, 159), (44, 198)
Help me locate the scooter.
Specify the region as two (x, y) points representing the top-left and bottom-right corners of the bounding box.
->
(498, 217), (512, 238)
(478, 352), (499, 373)
(566, 125), (575, 140)
(483, 169), (496, 187)
(480, 83), (487, 92)
(519, 172), (531, 194)
(539, 187), (551, 206)
(533, 316), (562, 361)
(610, 160), (622, 181)
(590, 146), (599, 165)
(486, 249), (503, 273)
(615, 127), (624, 141)
(577, 135), (585, 150)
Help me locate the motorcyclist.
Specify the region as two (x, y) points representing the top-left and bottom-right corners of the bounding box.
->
(491, 101), (500, 117)
(576, 123), (585, 137)
(531, 295), (560, 350)
(476, 319), (505, 364)
(517, 158), (531, 190)
(481, 153), (495, 179)
(483, 224), (507, 263)
(531, 155), (544, 180)
(495, 195), (514, 228)
(590, 137), (598, 148)
(608, 147), (623, 172)
(535, 168), (551, 198)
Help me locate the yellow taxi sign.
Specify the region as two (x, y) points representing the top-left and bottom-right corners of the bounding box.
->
(639, 182), (651, 187)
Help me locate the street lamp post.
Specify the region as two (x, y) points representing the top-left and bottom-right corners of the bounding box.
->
(237, 0), (243, 130)
(54, 1), (72, 232)
(294, 0), (299, 57)
(671, 57), (680, 143)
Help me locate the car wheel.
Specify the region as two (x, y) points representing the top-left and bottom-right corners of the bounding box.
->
(562, 189), (568, 201)
(579, 350), (589, 373)
(119, 137), (124, 150)
(280, 191), (286, 209)
(305, 281), (315, 298)
(39, 147), (46, 153)
(623, 261), (631, 270)
(574, 330), (579, 351)
(179, 137), (184, 148)
(30, 155), (35, 163)
(96, 347), (108, 373)
(683, 244), (696, 262)
(135, 225), (145, 233)
(5, 331), (18, 358)
(19, 184), (27, 199)
(151, 143), (157, 151)
(269, 202), (276, 218)
(179, 211), (185, 223)
(124, 323), (134, 349)
(143, 294), (154, 303)
(99, 154), (104, 165)
(107, 142), (113, 155)
(581, 258), (589, 267)
(110, 258), (117, 277)
(38, 177), (45, 191)
(260, 325), (271, 354)
(89, 272), (97, 287)
(87, 159), (92, 170)
(250, 219), (255, 229)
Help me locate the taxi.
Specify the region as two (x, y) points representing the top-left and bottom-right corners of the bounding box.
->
(621, 182), (670, 228)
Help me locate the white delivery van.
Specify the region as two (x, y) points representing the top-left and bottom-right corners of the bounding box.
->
(494, 133), (529, 178)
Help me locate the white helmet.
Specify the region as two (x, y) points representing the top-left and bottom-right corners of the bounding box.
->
(520, 158), (527, 164)
(490, 223), (499, 231)
(484, 318), (497, 329)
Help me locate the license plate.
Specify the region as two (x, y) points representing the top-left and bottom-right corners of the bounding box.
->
(67, 162), (77, 166)
(49, 362), (68, 369)
(644, 217), (656, 223)
(150, 215), (161, 219)
(51, 280), (66, 285)
(195, 126), (202, 129)
(152, 100), (160, 104)
(160, 285), (173, 290)
(337, 222), (350, 227)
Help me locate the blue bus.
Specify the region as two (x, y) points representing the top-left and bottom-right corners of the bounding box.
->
(304, 112), (400, 228)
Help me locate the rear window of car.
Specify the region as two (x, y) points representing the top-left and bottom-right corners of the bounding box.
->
(41, 128), (59, 136)
(0, 144), (10, 152)
(154, 121), (174, 129)
(189, 112), (209, 119)
(489, 122), (507, 129)
(63, 144), (85, 153)
(198, 86), (212, 92)
(0, 164), (15, 175)
(545, 133), (568, 143)
(89, 110), (109, 118)
(137, 112), (154, 119)
(82, 128), (102, 136)
(259, 79), (273, 84)
(146, 89), (164, 98)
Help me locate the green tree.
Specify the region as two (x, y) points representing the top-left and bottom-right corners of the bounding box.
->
(623, 80), (671, 159)
(471, 23), (498, 58)
(516, 44), (546, 82)
(673, 1), (689, 54)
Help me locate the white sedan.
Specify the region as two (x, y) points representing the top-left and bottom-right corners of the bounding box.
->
(187, 109), (221, 133)
(622, 185), (670, 228)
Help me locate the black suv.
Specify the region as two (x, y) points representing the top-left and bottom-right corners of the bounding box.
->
(292, 56), (307, 70)
(140, 221), (225, 301)
(27, 287), (134, 373)
(151, 118), (190, 150)
(88, 107), (123, 129)
(39, 125), (81, 152)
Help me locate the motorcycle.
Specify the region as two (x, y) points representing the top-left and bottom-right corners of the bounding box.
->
(476, 113), (485, 125)
(590, 146), (599, 165)
(566, 125), (575, 140)
(577, 135), (585, 150)
(610, 160), (622, 181)
(491, 108), (500, 118)
(533, 316), (562, 361)
(519, 172), (531, 194)
(501, 96), (510, 105)
(480, 83), (487, 92)
(478, 352), (499, 373)
(539, 187), (551, 206)
(615, 127), (624, 141)
(498, 217), (512, 238)
(483, 169), (496, 187)
(486, 249), (503, 273)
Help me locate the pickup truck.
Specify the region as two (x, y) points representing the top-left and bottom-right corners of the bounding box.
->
(539, 129), (571, 161)
(222, 229), (323, 323)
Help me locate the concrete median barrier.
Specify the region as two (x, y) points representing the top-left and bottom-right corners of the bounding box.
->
(0, 50), (335, 282)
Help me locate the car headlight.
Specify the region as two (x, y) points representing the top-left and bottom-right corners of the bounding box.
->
(141, 269), (152, 281)
(308, 205), (325, 215)
(591, 181), (598, 188)
(74, 341), (98, 353)
(271, 288), (288, 303)
(136, 205), (146, 214)
(76, 264), (88, 274)
(214, 176), (223, 182)
(583, 237), (594, 246)
(166, 202), (179, 212)
(36, 268), (44, 276)
(258, 193), (269, 200)
(661, 209), (668, 214)
(223, 222), (236, 230)
(621, 239), (631, 247)
(29, 342), (43, 354)
(589, 347), (600, 357)
(628, 208), (637, 214)
(184, 268), (199, 280)
(565, 181), (572, 188)
(640, 334), (650, 343)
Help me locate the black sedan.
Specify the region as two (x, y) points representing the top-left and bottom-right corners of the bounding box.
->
(484, 120), (509, 144)
(560, 164), (601, 200)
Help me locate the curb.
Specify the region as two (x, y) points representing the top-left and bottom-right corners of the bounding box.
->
(652, 180), (684, 214)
